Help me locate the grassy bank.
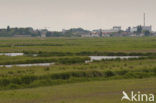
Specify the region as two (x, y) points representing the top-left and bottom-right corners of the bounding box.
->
(0, 58), (156, 90)
(0, 78), (155, 103)
(0, 56), (90, 65)
(0, 68), (155, 90)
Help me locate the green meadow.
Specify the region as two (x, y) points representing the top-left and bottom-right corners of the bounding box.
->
(0, 37), (156, 53)
(0, 37), (156, 103)
(0, 78), (155, 103)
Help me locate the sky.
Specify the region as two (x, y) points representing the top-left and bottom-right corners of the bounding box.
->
(0, 0), (156, 31)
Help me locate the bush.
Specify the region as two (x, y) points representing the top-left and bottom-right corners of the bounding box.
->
(44, 67), (50, 71)
(116, 70), (128, 75)
(153, 68), (156, 75)
(51, 73), (71, 80)
(71, 71), (86, 77)
(123, 72), (136, 79)
(12, 77), (22, 85)
(8, 71), (14, 74)
(8, 83), (20, 89)
(20, 75), (37, 84)
(92, 71), (103, 77)
(0, 78), (10, 87)
(142, 69), (150, 73)
(124, 72), (150, 79)
(58, 57), (90, 64)
(104, 70), (115, 77)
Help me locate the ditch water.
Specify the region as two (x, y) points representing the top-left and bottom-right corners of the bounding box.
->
(85, 56), (140, 63)
(0, 53), (24, 56)
(0, 53), (141, 67)
(0, 63), (54, 68)
(0, 53), (38, 57)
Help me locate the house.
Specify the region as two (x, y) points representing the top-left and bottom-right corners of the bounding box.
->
(81, 33), (91, 37)
(142, 26), (152, 32)
(130, 27), (137, 32)
(40, 29), (48, 37)
(90, 30), (101, 37)
(102, 26), (121, 34)
(130, 26), (152, 33)
(113, 26), (121, 31)
(90, 26), (122, 37)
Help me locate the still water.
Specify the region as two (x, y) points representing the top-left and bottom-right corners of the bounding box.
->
(0, 53), (24, 56)
(85, 56), (140, 63)
(0, 63), (54, 68)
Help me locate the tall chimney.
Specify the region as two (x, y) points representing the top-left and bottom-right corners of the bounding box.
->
(144, 13), (145, 26)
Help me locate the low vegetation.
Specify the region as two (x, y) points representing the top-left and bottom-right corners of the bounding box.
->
(0, 78), (155, 103)
(0, 56), (90, 65)
(0, 58), (155, 90)
(0, 37), (156, 53)
(0, 37), (155, 103)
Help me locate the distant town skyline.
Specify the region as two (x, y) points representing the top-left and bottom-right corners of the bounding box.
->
(0, 0), (156, 31)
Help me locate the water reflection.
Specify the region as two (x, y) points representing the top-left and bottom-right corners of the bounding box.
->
(0, 63), (54, 68)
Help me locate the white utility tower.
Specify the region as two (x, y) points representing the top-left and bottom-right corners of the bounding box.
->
(144, 13), (146, 26)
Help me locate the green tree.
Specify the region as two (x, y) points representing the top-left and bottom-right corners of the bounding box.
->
(99, 29), (102, 37)
(7, 26), (10, 31)
(144, 30), (150, 36)
(137, 25), (142, 34)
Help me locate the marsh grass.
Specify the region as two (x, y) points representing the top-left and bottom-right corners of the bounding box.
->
(0, 67), (155, 90)
(0, 37), (155, 91)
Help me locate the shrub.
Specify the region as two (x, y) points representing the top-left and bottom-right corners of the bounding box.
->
(0, 78), (10, 87)
(104, 70), (115, 77)
(51, 73), (71, 80)
(123, 72), (135, 79)
(116, 70), (129, 75)
(20, 75), (37, 84)
(92, 71), (103, 77)
(8, 71), (14, 74)
(124, 72), (150, 79)
(58, 57), (90, 64)
(142, 69), (150, 73)
(44, 67), (50, 71)
(71, 71), (86, 77)
(8, 83), (20, 89)
(153, 68), (156, 75)
(12, 77), (22, 85)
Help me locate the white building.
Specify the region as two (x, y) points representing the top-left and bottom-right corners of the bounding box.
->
(130, 27), (138, 32)
(102, 26), (121, 33)
(142, 26), (152, 32)
(130, 26), (152, 33)
(90, 26), (121, 37)
(113, 26), (121, 31)
(90, 30), (100, 37)
(81, 34), (91, 37)
(40, 29), (48, 37)
(62, 29), (67, 34)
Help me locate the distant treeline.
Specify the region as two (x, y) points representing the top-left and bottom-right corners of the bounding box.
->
(47, 28), (90, 37)
(0, 26), (154, 37)
(0, 26), (41, 37)
(0, 26), (90, 37)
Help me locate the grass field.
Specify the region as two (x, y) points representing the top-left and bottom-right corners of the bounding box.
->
(0, 78), (155, 103)
(0, 37), (156, 53)
(0, 58), (155, 90)
(0, 37), (155, 103)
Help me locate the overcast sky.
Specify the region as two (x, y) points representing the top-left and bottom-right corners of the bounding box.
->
(0, 0), (156, 31)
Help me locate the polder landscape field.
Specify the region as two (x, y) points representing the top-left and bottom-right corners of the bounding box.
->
(0, 37), (156, 103)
